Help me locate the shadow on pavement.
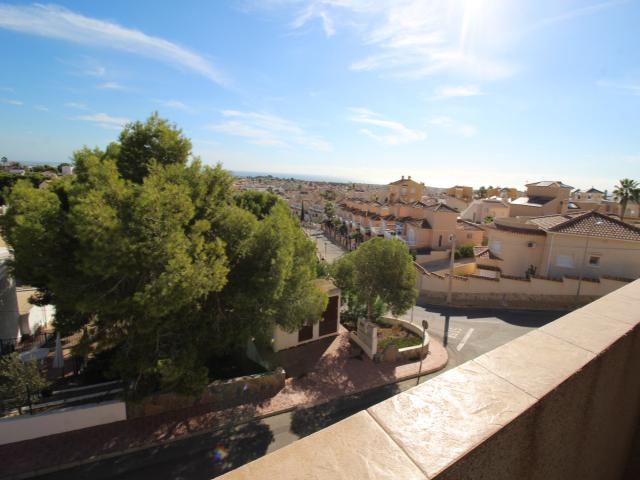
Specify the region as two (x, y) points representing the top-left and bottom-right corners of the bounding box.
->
(33, 420), (274, 480)
(419, 302), (566, 328)
(289, 383), (400, 438)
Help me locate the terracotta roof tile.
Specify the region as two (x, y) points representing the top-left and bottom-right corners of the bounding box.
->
(547, 211), (640, 241)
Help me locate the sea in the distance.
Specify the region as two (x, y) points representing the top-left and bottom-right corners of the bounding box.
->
(232, 170), (356, 184)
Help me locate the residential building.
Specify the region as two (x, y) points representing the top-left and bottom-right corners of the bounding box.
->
(337, 194), (482, 252)
(387, 176), (425, 203)
(434, 194), (469, 212)
(508, 180), (573, 217)
(446, 185), (473, 203)
(570, 187), (621, 216)
(461, 197), (510, 224)
(486, 186), (521, 200)
(477, 211), (640, 280)
(271, 279), (340, 352)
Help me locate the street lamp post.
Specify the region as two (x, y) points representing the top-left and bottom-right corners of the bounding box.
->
(575, 219), (603, 306)
(416, 319), (430, 385)
(324, 241), (328, 259)
(446, 234), (456, 304)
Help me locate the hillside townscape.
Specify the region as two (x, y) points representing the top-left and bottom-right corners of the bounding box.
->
(1, 2), (640, 480)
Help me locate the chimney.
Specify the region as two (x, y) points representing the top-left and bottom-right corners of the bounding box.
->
(401, 175), (405, 180)
(408, 175), (412, 180)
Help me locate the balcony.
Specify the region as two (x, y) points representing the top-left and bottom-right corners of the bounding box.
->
(220, 280), (640, 479)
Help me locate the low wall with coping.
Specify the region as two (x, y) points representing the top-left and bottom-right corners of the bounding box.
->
(377, 317), (429, 363)
(0, 400), (126, 445)
(418, 267), (632, 309)
(219, 280), (640, 480)
(127, 368), (285, 418)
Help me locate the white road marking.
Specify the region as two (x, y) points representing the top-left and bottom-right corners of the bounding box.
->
(456, 328), (474, 351)
(448, 327), (462, 339)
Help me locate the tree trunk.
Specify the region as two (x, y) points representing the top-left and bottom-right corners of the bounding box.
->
(621, 199), (628, 222)
(367, 299), (373, 322)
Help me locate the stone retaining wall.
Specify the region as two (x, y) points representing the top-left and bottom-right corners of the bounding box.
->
(127, 368), (285, 418)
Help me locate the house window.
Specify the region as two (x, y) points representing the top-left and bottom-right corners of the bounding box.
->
(588, 255), (601, 267)
(438, 235), (443, 247)
(467, 233), (473, 239)
(555, 255), (575, 268)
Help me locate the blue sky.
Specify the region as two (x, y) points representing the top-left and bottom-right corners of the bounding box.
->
(0, 1), (639, 189)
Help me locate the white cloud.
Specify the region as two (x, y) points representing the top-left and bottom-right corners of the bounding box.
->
(34, 105), (49, 111)
(97, 81), (127, 90)
(429, 115), (477, 137)
(431, 85), (484, 100)
(64, 101), (88, 109)
(207, 110), (331, 152)
(596, 79), (640, 96)
(349, 107), (425, 145)
(0, 3), (228, 85)
(0, 98), (23, 106)
(285, 1), (515, 80)
(529, 0), (625, 31)
(75, 112), (130, 130)
(155, 99), (194, 113)
(0, 86), (14, 92)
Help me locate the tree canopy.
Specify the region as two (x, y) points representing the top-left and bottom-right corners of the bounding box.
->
(1, 114), (326, 395)
(332, 237), (417, 322)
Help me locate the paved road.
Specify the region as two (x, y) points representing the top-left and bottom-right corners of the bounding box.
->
(304, 227), (345, 263)
(398, 303), (567, 372)
(32, 304), (565, 480)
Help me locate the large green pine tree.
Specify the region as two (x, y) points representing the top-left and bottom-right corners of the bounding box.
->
(1, 114), (326, 395)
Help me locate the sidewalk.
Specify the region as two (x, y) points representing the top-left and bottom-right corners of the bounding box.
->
(0, 333), (447, 479)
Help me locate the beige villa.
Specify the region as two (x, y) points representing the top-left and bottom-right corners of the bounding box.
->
(387, 176), (425, 203)
(508, 180), (574, 217)
(446, 185), (473, 203)
(461, 197), (510, 224)
(570, 187), (621, 216)
(476, 211), (640, 280)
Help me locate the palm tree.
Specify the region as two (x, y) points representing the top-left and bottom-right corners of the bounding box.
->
(613, 178), (640, 222)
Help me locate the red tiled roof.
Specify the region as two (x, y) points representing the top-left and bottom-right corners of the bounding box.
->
(457, 219), (484, 231)
(473, 246), (503, 261)
(547, 211), (640, 241)
(425, 203), (459, 213)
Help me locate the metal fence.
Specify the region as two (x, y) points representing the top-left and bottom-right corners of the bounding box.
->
(0, 331), (55, 356)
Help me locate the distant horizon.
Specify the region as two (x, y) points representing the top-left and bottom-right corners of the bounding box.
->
(6, 160), (628, 192)
(1, 2), (638, 193)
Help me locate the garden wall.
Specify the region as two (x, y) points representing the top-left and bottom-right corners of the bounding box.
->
(378, 317), (429, 363)
(127, 368), (285, 418)
(417, 267), (631, 309)
(0, 400), (126, 445)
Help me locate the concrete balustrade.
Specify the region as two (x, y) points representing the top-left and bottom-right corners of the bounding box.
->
(219, 280), (640, 479)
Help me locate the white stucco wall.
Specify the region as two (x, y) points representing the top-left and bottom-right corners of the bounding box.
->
(0, 400), (126, 445)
